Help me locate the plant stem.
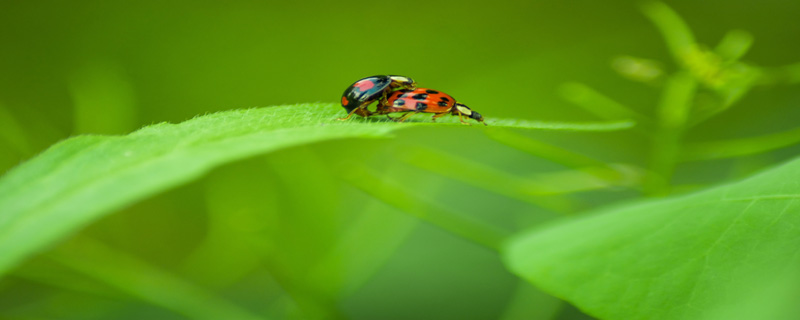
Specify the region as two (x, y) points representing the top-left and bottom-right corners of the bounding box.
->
(645, 71), (698, 195)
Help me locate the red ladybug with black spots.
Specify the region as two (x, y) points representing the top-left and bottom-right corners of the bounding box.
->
(339, 75), (415, 120)
(377, 88), (486, 125)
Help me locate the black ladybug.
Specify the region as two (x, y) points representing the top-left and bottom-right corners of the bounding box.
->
(339, 75), (415, 120)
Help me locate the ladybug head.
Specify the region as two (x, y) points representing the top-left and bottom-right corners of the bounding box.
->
(469, 111), (486, 125)
(455, 103), (487, 126)
(388, 75), (416, 89)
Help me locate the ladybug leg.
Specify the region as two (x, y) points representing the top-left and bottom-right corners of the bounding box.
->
(431, 113), (447, 122)
(337, 108), (358, 121)
(456, 111), (472, 126)
(375, 97), (391, 115)
(355, 107), (373, 118)
(380, 90), (390, 104)
(339, 102), (375, 120)
(396, 112), (418, 123)
(359, 101), (376, 117)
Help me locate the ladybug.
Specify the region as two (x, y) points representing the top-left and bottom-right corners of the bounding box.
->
(339, 75), (416, 120)
(377, 88), (486, 125)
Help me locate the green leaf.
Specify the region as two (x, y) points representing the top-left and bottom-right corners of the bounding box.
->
(559, 82), (650, 127)
(640, 1), (697, 61)
(488, 117), (634, 131)
(504, 156), (800, 319)
(681, 126), (800, 162)
(0, 103), (631, 278)
(341, 166), (511, 251)
(395, 145), (641, 216)
(611, 56), (665, 84)
(714, 30), (753, 63)
(313, 201), (418, 298)
(645, 71), (698, 195)
(657, 71), (697, 129)
(48, 236), (266, 320)
(499, 281), (563, 320)
(760, 62), (800, 86)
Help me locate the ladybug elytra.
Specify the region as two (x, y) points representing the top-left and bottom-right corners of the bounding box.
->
(377, 88), (486, 125)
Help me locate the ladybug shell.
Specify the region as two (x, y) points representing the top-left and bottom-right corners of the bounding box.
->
(341, 75), (394, 113)
(382, 88), (456, 113)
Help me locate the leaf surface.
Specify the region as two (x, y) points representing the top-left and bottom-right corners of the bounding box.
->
(0, 103), (631, 277)
(504, 156), (800, 319)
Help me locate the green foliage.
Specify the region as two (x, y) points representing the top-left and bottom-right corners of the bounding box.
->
(501, 2), (800, 320)
(0, 102), (633, 319)
(0, 103), (627, 277)
(2, 1), (800, 319)
(49, 236), (266, 320)
(504, 156), (800, 319)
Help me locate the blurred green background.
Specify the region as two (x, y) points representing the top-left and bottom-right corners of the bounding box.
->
(2, 0), (800, 319)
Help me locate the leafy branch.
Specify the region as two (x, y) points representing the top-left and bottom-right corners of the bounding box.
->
(556, 1), (800, 195)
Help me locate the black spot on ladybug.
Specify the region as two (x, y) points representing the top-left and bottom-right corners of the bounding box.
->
(438, 101), (449, 107)
(416, 102), (428, 110)
(439, 96), (450, 102)
(395, 99), (406, 106)
(425, 89), (439, 94)
(412, 93), (428, 100)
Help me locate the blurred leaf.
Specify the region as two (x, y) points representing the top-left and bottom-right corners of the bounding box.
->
(0, 104), (384, 278)
(611, 56), (665, 84)
(49, 236), (265, 320)
(396, 145), (637, 215)
(714, 30), (753, 62)
(699, 267), (800, 320)
(341, 167), (511, 251)
(69, 60), (138, 135)
(757, 62), (800, 86)
(10, 256), (126, 303)
(657, 71), (697, 129)
(687, 64), (761, 128)
(193, 149), (419, 308)
(312, 200), (417, 298)
(640, 1), (696, 61)
(784, 63), (800, 83)
(499, 281), (563, 320)
(559, 82), (650, 127)
(0, 103), (634, 277)
(646, 71), (698, 194)
(184, 153), (349, 319)
(641, 1), (756, 101)
(681, 126), (800, 161)
(504, 156), (800, 319)
(486, 117), (634, 131)
(641, 2), (761, 120)
(0, 103), (31, 156)
(398, 146), (580, 203)
(181, 161), (278, 288)
(485, 129), (609, 168)
(485, 129), (645, 192)
(535, 164), (643, 190)
(714, 63), (761, 107)
(246, 149), (348, 320)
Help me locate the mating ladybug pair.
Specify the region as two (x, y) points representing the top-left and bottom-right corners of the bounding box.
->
(339, 75), (486, 125)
